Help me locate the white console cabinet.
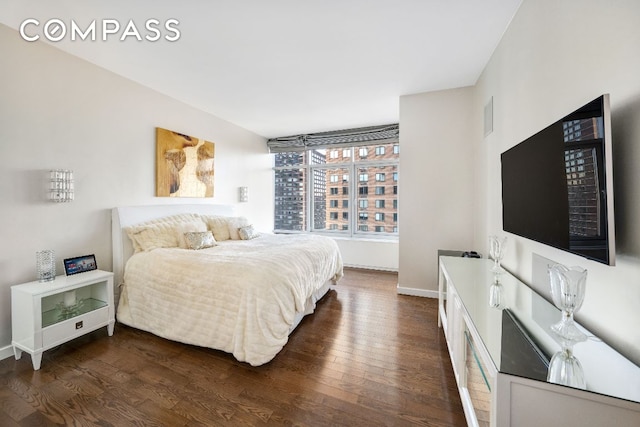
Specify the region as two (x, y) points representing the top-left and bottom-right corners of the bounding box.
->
(11, 270), (115, 370)
(438, 256), (640, 427)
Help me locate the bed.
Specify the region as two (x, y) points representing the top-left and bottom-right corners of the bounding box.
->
(112, 204), (343, 366)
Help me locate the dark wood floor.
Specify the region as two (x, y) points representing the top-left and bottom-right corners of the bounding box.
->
(0, 268), (465, 426)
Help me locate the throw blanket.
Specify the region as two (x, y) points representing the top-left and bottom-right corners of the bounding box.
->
(117, 233), (343, 366)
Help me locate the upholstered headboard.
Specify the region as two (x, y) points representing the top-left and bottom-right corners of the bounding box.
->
(111, 204), (235, 289)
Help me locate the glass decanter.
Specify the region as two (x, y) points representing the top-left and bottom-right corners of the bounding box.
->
(548, 263), (587, 343)
(489, 235), (507, 273)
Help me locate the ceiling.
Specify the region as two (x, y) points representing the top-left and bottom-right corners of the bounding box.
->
(1, 0), (522, 138)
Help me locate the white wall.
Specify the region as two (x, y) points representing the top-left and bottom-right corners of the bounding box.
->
(0, 23), (273, 353)
(473, 0), (640, 366)
(398, 86), (476, 297)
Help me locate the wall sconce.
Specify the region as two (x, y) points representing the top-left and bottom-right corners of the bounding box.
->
(238, 186), (248, 203)
(50, 169), (74, 202)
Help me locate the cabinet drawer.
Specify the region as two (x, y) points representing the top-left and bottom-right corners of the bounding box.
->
(42, 307), (109, 348)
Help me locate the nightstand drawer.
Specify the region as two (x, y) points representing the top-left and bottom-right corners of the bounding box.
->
(42, 306), (109, 348)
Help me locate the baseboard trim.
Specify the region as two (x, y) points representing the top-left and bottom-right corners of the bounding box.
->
(396, 285), (438, 299)
(343, 263), (398, 273)
(0, 344), (14, 361)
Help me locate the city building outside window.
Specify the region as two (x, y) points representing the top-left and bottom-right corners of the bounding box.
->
(273, 141), (398, 236)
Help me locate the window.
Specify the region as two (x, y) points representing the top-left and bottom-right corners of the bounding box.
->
(393, 145), (399, 154)
(393, 172), (398, 181)
(393, 199), (397, 209)
(273, 140), (398, 237)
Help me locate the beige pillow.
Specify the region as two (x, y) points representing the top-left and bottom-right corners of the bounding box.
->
(184, 231), (217, 250)
(228, 217), (250, 240)
(202, 215), (231, 241)
(175, 220), (208, 249)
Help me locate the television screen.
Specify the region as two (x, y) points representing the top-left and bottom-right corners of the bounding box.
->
(501, 95), (615, 265)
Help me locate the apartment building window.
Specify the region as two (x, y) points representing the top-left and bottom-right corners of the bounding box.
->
(269, 123), (399, 237)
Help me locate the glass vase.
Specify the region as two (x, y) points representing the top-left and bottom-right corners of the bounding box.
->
(36, 250), (56, 282)
(548, 263), (587, 343)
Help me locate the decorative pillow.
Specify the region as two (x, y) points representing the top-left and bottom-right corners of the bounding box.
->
(227, 216), (250, 240)
(202, 215), (231, 241)
(175, 220), (208, 249)
(184, 231), (217, 250)
(126, 213), (202, 252)
(238, 225), (259, 240)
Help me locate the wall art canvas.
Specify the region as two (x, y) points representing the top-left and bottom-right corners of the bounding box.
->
(156, 127), (215, 197)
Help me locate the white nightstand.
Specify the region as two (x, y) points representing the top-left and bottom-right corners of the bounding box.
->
(11, 269), (115, 370)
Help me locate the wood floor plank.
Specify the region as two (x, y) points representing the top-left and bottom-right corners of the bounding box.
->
(0, 268), (466, 426)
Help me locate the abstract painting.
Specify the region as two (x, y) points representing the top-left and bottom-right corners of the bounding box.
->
(156, 127), (215, 197)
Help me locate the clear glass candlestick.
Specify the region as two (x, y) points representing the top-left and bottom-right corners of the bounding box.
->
(548, 263), (587, 343)
(547, 343), (586, 389)
(489, 235), (507, 273)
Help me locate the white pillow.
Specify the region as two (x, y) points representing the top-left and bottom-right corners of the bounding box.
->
(202, 215), (231, 241)
(175, 220), (208, 249)
(126, 213), (202, 252)
(228, 217), (250, 240)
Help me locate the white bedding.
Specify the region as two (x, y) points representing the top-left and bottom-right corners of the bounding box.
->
(117, 233), (343, 366)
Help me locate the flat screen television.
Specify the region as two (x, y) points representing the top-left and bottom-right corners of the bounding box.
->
(501, 94), (615, 265)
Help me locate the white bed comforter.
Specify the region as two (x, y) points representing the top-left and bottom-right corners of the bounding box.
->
(117, 233), (343, 366)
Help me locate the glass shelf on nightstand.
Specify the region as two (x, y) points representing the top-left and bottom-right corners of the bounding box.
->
(41, 298), (108, 328)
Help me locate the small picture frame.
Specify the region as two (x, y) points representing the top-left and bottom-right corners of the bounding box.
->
(64, 254), (97, 276)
